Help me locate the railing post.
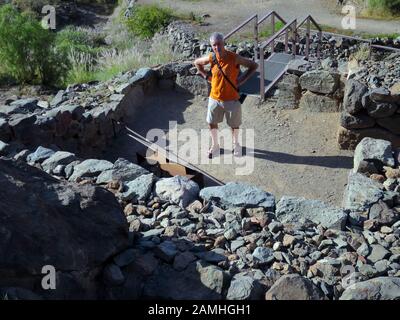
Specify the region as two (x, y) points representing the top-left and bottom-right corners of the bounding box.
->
(285, 29), (289, 53)
(254, 15), (258, 60)
(292, 19), (297, 58)
(271, 13), (275, 53)
(259, 46), (265, 101)
(306, 18), (310, 60)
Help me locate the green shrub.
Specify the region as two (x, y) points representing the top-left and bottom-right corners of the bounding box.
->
(364, 0), (400, 16)
(0, 4), (64, 85)
(124, 4), (174, 39)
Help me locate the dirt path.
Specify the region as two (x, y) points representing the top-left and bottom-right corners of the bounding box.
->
(105, 89), (354, 207)
(138, 0), (400, 36)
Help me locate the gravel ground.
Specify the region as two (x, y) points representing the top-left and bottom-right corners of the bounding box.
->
(105, 89), (354, 207)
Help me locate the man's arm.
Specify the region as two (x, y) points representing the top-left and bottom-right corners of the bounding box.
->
(194, 55), (211, 80)
(236, 55), (258, 87)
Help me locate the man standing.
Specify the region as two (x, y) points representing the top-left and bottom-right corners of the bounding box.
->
(194, 32), (258, 158)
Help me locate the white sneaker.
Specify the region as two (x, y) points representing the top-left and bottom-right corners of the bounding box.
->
(233, 143), (241, 156)
(208, 144), (220, 159)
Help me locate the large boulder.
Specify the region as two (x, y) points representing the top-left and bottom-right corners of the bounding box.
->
(68, 159), (113, 182)
(342, 172), (384, 212)
(276, 73), (301, 109)
(343, 80), (368, 115)
(175, 74), (210, 96)
(265, 274), (326, 300)
(96, 158), (149, 184)
(155, 176), (200, 208)
(199, 182), (275, 210)
(226, 274), (264, 300)
(26, 146), (56, 164)
(41, 151), (77, 173)
(275, 196), (347, 230)
(299, 91), (340, 112)
(353, 137), (395, 173)
(299, 70), (339, 94)
(340, 112), (375, 129)
(0, 158), (128, 298)
(340, 277), (400, 300)
(120, 173), (156, 202)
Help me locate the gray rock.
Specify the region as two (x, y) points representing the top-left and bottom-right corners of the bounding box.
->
(196, 261), (226, 296)
(367, 244), (391, 263)
(370, 87), (395, 104)
(113, 248), (136, 267)
(120, 173), (156, 202)
(103, 263), (125, 286)
(0, 140), (11, 156)
(340, 112), (375, 129)
(366, 102), (398, 119)
(340, 277), (400, 300)
(13, 149), (30, 162)
(26, 146), (56, 164)
(368, 200), (399, 226)
(299, 70), (339, 94)
(276, 196), (347, 230)
(154, 240), (178, 263)
(356, 242), (371, 257)
(230, 239), (245, 252)
(376, 115), (400, 135)
(64, 160), (80, 179)
(173, 251), (197, 271)
(252, 247), (274, 264)
(342, 172), (384, 212)
(343, 80), (368, 114)
(353, 137), (395, 172)
(96, 158), (149, 184)
(155, 176), (200, 208)
(299, 91), (340, 112)
(276, 73), (301, 109)
(7, 98), (39, 114)
(200, 182), (275, 210)
(265, 274), (326, 300)
(143, 263), (221, 299)
(226, 275), (263, 300)
(0, 158), (128, 298)
(41, 151), (77, 173)
(195, 250), (227, 264)
(68, 159), (113, 182)
(175, 74), (210, 96)
(50, 90), (66, 107)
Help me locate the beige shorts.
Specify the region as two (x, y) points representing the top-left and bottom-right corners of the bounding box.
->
(206, 98), (242, 128)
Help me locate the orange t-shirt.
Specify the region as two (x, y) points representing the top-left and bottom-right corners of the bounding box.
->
(209, 50), (240, 101)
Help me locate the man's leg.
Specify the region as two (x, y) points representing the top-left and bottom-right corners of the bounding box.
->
(206, 98), (223, 158)
(232, 127), (241, 156)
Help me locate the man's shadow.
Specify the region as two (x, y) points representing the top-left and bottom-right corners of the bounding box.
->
(219, 147), (353, 169)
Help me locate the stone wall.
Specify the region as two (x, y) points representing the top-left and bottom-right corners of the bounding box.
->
(338, 53), (400, 150)
(0, 68), (159, 158)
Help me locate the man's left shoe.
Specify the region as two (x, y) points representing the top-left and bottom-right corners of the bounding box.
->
(233, 143), (241, 157)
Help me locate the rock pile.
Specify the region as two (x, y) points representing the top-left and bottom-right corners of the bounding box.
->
(1, 136), (399, 300)
(338, 77), (400, 150)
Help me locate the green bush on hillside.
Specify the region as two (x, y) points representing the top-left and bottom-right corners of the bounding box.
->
(0, 4), (65, 85)
(124, 4), (174, 39)
(367, 0), (400, 14)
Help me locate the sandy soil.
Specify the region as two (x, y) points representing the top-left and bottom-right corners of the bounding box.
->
(105, 89), (354, 207)
(138, 0), (400, 36)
